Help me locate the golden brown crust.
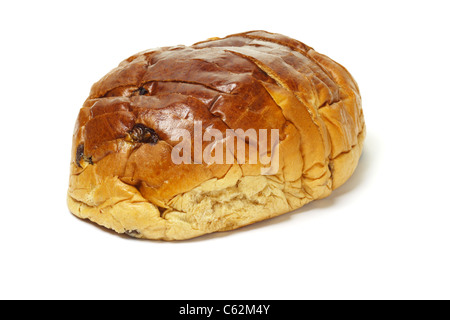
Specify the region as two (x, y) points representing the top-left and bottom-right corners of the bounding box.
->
(68, 31), (365, 240)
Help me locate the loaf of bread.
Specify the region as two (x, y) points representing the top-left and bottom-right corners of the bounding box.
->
(68, 31), (365, 240)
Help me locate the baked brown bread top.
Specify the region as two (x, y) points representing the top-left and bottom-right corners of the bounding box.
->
(68, 31), (365, 240)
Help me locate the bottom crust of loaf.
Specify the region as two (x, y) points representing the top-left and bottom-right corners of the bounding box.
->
(68, 127), (365, 241)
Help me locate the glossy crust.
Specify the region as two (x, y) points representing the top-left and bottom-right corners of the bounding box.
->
(67, 31), (365, 240)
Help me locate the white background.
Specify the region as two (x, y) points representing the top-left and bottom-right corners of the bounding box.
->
(1, 0), (449, 300)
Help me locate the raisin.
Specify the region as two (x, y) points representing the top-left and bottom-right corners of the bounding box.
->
(75, 144), (93, 167)
(76, 144), (85, 167)
(125, 230), (141, 237)
(137, 87), (149, 95)
(128, 124), (159, 145)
